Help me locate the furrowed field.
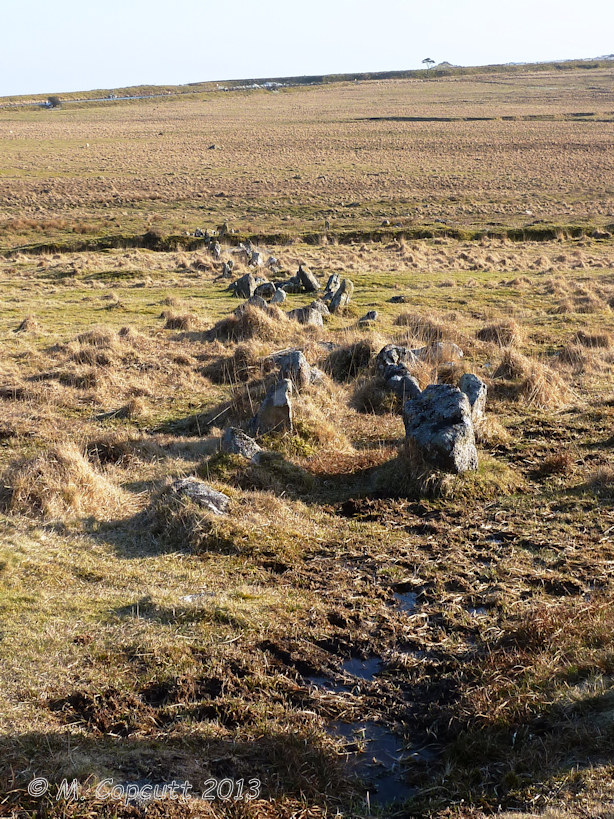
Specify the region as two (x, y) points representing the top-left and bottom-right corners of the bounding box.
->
(0, 65), (613, 819)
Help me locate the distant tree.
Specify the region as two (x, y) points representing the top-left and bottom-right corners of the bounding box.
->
(47, 95), (61, 108)
(422, 58), (435, 70)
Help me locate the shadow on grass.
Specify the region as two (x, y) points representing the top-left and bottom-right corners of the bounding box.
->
(0, 727), (351, 816)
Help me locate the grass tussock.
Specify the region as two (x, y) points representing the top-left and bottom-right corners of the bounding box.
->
(572, 329), (612, 349)
(208, 304), (291, 343)
(292, 388), (354, 453)
(394, 311), (453, 344)
(323, 338), (378, 382)
(585, 466), (614, 496)
(538, 450), (574, 477)
(77, 327), (116, 347)
(493, 349), (572, 409)
(556, 343), (603, 373)
(204, 343), (263, 384)
(350, 376), (399, 414)
(202, 451), (315, 496)
(85, 430), (165, 466)
(150, 476), (312, 559)
(374, 450), (523, 500)
(476, 318), (524, 347)
(162, 311), (202, 330)
(0, 442), (134, 521)
(149, 479), (240, 555)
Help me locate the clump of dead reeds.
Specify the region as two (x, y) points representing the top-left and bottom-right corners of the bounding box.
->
(350, 377), (398, 414)
(204, 343), (263, 384)
(585, 466), (614, 496)
(394, 311), (448, 343)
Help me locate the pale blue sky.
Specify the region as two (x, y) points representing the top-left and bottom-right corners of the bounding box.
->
(2, 0), (613, 97)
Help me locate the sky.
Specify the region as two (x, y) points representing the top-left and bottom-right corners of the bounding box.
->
(2, 0), (613, 97)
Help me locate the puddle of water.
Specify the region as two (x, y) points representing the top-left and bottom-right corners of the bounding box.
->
(330, 721), (415, 806)
(305, 675), (351, 694)
(306, 655), (383, 692)
(468, 606), (488, 617)
(394, 591), (418, 613)
(342, 657), (382, 680)
(181, 592), (215, 604)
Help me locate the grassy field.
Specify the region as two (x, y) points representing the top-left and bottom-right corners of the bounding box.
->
(1, 65), (613, 249)
(0, 65), (613, 819)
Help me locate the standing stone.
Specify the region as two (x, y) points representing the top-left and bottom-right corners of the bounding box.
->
(387, 373), (422, 402)
(234, 294), (268, 315)
(252, 379), (293, 434)
(228, 272), (257, 299)
(329, 278), (354, 313)
(271, 288), (287, 304)
(459, 373), (487, 425)
(297, 264), (320, 293)
(250, 251), (264, 267)
(287, 307), (324, 328)
(310, 299), (330, 317)
(280, 279), (302, 294)
(323, 274), (341, 303)
(266, 349), (312, 389)
(403, 384), (478, 474)
(358, 310), (378, 325)
(254, 281), (276, 300)
(211, 242), (222, 260)
(376, 344), (417, 373)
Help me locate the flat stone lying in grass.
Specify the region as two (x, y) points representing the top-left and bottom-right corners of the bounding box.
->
(169, 478), (230, 515)
(221, 427), (262, 462)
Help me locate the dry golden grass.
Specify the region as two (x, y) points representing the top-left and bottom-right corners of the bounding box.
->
(209, 304), (293, 343)
(493, 348), (573, 409)
(0, 66), (613, 819)
(1, 66), (613, 248)
(0, 442), (136, 521)
(477, 318), (524, 347)
(162, 311), (202, 330)
(573, 329), (612, 349)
